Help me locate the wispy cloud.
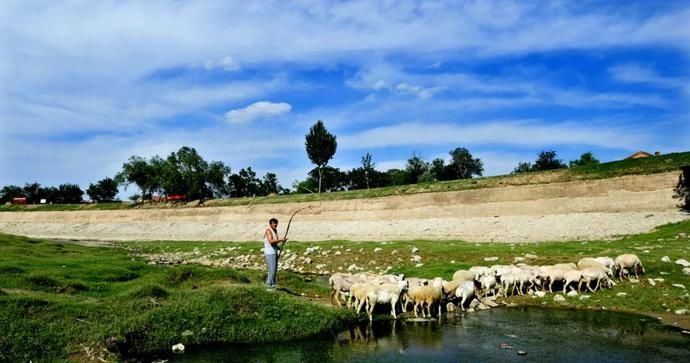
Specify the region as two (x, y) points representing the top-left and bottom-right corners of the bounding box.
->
(224, 101), (292, 124)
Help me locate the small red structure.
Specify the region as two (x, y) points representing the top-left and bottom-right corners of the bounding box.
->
(167, 194), (186, 201)
(11, 197), (27, 205)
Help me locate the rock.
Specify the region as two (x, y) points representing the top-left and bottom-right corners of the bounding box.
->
(480, 298), (499, 308)
(675, 259), (690, 267)
(500, 343), (513, 349)
(661, 256), (671, 262)
(477, 303), (490, 310)
(514, 257), (525, 262)
(411, 247), (419, 253)
(517, 350), (528, 356)
(683, 267), (690, 276)
(674, 309), (688, 315)
(660, 272), (669, 275)
(567, 290), (578, 297)
(616, 292), (627, 297)
(347, 264), (359, 272)
(446, 302), (457, 313)
(672, 284), (686, 289)
(629, 278), (639, 284)
(316, 264), (327, 269)
(374, 248), (382, 253)
(553, 294), (566, 303)
(484, 256), (499, 262)
(535, 291), (546, 298)
(345, 249), (351, 252)
(469, 299), (481, 309)
(172, 343), (185, 354)
(415, 263), (424, 267)
(524, 253), (538, 259)
(304, 258), (313, 264)
(655, 278), (665, 282)
(181, 330), (193, 337)
(579, 295), (591, 300)
(411, 255), (422, 263)
(391, 250), (398, 255)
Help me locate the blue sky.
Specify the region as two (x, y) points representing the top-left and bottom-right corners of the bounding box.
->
(0, 1), (688, 196)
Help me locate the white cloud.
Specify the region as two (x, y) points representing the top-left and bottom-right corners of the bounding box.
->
(224, 101), (292, 124)
(610, 64), (688, 92)
(203, 56), (241, 71)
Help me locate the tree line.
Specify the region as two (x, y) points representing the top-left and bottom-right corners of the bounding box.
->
(0, 120), (601, 204)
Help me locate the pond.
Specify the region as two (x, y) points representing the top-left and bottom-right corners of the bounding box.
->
(168, 307), (689, 362)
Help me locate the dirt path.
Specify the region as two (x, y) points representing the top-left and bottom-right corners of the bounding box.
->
(0, 172), (686, 243)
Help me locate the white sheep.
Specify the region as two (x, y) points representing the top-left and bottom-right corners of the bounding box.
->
(452, 270), (476, 281)
(454, 280), (478, 311)
(366, 280), (409, 320)
(406, 278), (444, 318)
(329, 272), (357, 307)
(513, 269), (541, 295)
(469, 266), (491, 279)
(579, 267), (615, 292)
(349, 282), (377, 315)
(542, 265), (575, 292)
(479, 274), (498, 297)
(562, 270), (582, 293)
(614, 254), (644, 280)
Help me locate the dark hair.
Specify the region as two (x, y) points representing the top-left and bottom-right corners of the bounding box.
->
(269, 218), (278, 224)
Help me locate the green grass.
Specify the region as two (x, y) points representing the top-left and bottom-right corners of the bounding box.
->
(3, 151), (688, 212)
(0, 234), (354, 362)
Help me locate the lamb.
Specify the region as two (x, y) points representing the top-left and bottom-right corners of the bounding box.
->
(542, 265), (575, 292)
(479, 274), (498, 297)
(579, 267), (615, 292)
(349, 282), (378, 316)
(452, 270), (476, 282)
(593, 257), (615, 276)
(329, 273), (357, 307)
(577, 258), (609, 275)
(562, 270), (582, 293)
(614, 254), (645, 280)
(454, 280), (478, 311)
(443, 279), (469, 300)
(469, 266), (491, 279)
(406, 279), (444, 318)
(513, 269), (541, 295)
(500, 272), (519, 296)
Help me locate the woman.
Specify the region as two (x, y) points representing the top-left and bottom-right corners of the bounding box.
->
(263, 218), (287, 288)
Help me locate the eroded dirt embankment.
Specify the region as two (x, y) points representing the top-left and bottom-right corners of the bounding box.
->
(0, 172), (687, 242)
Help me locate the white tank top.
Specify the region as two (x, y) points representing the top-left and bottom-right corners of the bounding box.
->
(263, 228), (279, 255)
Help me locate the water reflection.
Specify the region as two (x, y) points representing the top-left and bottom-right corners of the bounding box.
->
(169, 308), (690, 363)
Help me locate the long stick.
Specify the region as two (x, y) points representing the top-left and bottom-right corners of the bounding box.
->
(277, 203), (320, 263)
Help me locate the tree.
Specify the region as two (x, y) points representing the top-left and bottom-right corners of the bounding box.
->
(512, 162), (533, 174)
(86, 177), (119, 202)
(447, 147), (484, 179)
(116, 156), (158, 201)
(430, 158), (447, 181)
(405, 153), (428, 184)
(230, 167), (261, 197)
(23, 182), (42, 204)
(172, 146), (211, 200)
(0, 185), (24, 204)
(385, 169), (407, 186)
(533, 150), (567, 171)
(308, 166), (346, 192)
(260, 172), (281, 195)
(55, 184), (83, 204)
(305, 120), (337, 193)
(207, 161), (231, 198)
(569, 151), (600, 168)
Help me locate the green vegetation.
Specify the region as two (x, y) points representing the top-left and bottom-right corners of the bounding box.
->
(305, 120), (338, 193)
(2, 151), (689, 212)
(0, 234), (354, 362)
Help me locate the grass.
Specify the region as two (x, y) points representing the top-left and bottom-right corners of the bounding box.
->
(125, 219), (690, 323)
(0, 234), (354, 362)
(3, 151), (688, 212)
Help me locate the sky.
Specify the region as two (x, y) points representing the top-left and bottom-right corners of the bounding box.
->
(1, 1), (689, 197)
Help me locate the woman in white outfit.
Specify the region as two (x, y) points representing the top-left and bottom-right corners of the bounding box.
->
(263, 218), (287, 288)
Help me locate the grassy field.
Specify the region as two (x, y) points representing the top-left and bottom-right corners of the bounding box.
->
(0, 234), (354, 362)
(2, 151), (688, 212)
(124, 219), (690, 326)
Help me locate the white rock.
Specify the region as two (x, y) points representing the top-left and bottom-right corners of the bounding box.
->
(616, 292), (627, 297)
(347, 264), (358, 272)
(374, 248), (382, 252)
(524, 253), (538, 259)
(411, 255), (422, 263)
(683, 267), (690, 276)
(411, 247), (419, 253)
(514, 257), (525, 262)
(655, 278), (665, 282)
(345, 249), (351, 252)
(675, 259), (690, 267)
(334, 251), (341, 256)
(648, 278), (656, 286)
(553, 294), (566, 303)
(446, 302), (457, 313)
(672, 284), (686, 289)
(304, 258), (313, 264)
(660, 272), (669, 275)
(391, 250), (398, 255)
(172, 343), (185, 354)
(415, 263), (424, 267)
(661, 256), (671, 262)
(567, 290), (578, 297)
(629, 278), (639, 284)
(316, 264), (326, 269)
(484, 256), (499, 262)
(675, 309), (688, 315)
(535, 291), (546, 298)
(579, 295), (591, 300)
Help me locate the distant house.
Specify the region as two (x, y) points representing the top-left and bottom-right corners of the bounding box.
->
(627, 151), (661, 159)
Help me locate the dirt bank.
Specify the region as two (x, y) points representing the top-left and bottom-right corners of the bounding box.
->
(0, 172), (687, 242)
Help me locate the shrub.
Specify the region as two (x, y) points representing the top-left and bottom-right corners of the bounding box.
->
(131, 285), (169, 299)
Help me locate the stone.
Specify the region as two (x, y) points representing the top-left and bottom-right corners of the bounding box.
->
(484, 256), (499, 262)
(579, 295), (591, 300)
(655, 278), (665, 282)
(524, 253), (538, 259)
(172, 343), (185, 354)
(616, 292), (627, 297)
(480, 298), (499, 308)
(477, 303), (490, 310)
(674, 309), (688, 315)
(469, 299), (481, 309)
(374, 248), (382, 252)
(553, 294), (566, 303)
(661, 256), (671, 262)
(535, 291), (546, 298)
(672, 284), (686, 289)
(675, 259), (690, 267)
(629, 278), (639, 284)
(567, 290), (578, 297)
(304, 258), (313, 264)
(683, 267), (690, 276)
(391, 250), (398, 255)
(415, 263), (424, 267)
(181, 330), (193, 337)
(412, 255), (422, 263)
(517, 351), (528, 356)
(411, 247), (419, 253)
(316, 264), (326, 269)
(514, 257), (525, 262)
(446, 302), (457, 313)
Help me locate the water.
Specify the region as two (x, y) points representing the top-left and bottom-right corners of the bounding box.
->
(169, 308), (690, 362)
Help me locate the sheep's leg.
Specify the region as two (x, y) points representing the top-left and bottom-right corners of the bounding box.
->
(414, 302), (420, 318)
(563, 281), (568, 294)
(401, 296), (408, 313)
(549, 280), (554, 293)
(634, 264), (639, 279)
(391, 298), (397, 319)
(356, 298), (365, 314)
(594, 278), (600, 292)
(460, 295), (467, 311)
(586, 279), (595, 293)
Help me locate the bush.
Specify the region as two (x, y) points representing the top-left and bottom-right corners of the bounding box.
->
(131, 285), (169, 299)
(166, 267), (195, 285)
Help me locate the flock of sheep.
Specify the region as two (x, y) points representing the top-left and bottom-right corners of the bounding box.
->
(329, 253), (645, 321)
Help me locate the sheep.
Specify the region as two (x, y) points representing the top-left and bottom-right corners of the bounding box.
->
(542, 265), (575, 292)
(469, 266), (491, 279)
(562, 270), (582, 293)
(579, 267), (615, 292)
(349, 282), (378, 316)
(500, 272), (519, 296)
(329, 273), (357, 307)
(577, 258), (609, 276)
(513, 269), (541, 295)
(593, 257), (615, 276)
(442, 279), (469, 300)
(454, 280), (479, 311)
(406, 279), (444, 318)
(479, 274), (498, 297)
(614, 254), (645, 280)
(452, 270), (476, 282)
(366, 280), (409, 320)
